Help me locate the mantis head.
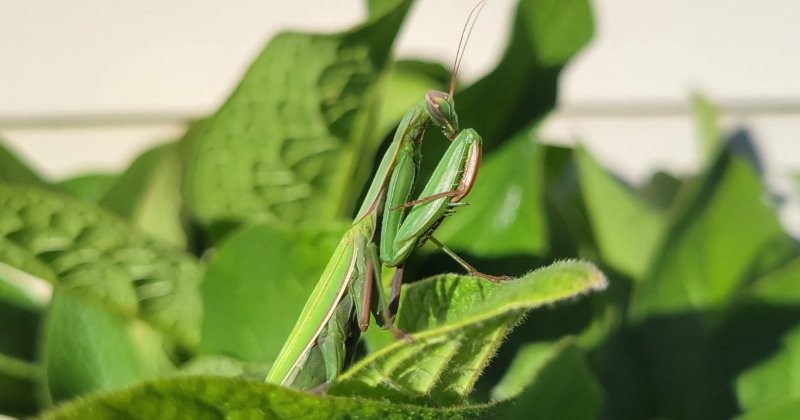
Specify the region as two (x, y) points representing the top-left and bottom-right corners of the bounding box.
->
(425, 90), (459, 140)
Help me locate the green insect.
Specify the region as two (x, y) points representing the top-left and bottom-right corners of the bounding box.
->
(265, 0), (507, 389)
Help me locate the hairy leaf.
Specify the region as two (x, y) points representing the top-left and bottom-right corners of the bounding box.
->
(329, 260), (607, 405)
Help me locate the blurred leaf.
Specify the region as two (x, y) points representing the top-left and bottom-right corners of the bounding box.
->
(329, 260), (607, 405)
(632, 146), (795, 318)
(0, 353), (39, 416)
(0, 182), (203, 349)
(182, 1), (411, 230)
(56, 173), (117, 203)
(457, 0), (593, 149)
(693, 93), (722, 165)
(576, 146), (666, 278)
(737, 397), (800, 420)
(491, 338), (602, 420)
(198, 223), (346, 362)
(434, 130), (547, 257)
(629, 143), (799, 419)
(0, 139), (46, 187)
(736, 324), (800, 412)
(42, 290), (175, 404)
(637, 171), (683, 212)
(376, 60), (449, 140)
(746, 256), (800, 306)
(100, 142), (186, 247)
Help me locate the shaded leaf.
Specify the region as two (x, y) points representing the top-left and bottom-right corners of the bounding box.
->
(491, 338), (602, 420)
(329, 260), (607, 405)
(198, 223), (346, 363)
(736, 324), (800, 412)
(182, 1), (411, 230)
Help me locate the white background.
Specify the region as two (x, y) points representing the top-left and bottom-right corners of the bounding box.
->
(1, 0), (798, 233)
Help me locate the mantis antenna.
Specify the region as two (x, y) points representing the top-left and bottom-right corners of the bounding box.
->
(449, 0), (489, 97)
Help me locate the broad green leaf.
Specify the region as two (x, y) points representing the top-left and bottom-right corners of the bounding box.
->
(576, 146), (666, 278)
(56, 173), (117, 203)
(434, 129), (548, 257)
(0, 139), (46, 187)
(491, 338), (602, 420)
(329, 260), (607, 405)
(42, 290), (175, 404)
(0, 182), (203, 349)
(198, 223), (346, 363)
(182, 1), (411, 229)
(100, 142), (186, 247)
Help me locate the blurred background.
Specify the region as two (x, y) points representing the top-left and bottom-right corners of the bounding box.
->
(1, 0), (798, 235)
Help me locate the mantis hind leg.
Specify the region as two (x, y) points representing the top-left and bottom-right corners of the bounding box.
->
(427, 236), (513, 283)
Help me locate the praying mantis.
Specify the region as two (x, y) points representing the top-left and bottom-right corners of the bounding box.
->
(265, 0), (508, 389)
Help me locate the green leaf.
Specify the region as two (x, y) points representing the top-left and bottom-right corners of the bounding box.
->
(456, 0), (593, 150)
(0, 352), (39, 416)
(575, 146), (666, 278)
(632, 146), (795, 318)
(42, 290), (175, 404)
(198, 223), (346, 362)
(693, 93), (722, 165)
(0, 182), (203, 349)
(56, 173), (117, 203)
(99, 142), (186, 247)
(491, 338), (602, 420)
(182, 1), (411, 229)
(434, 129), (548, 257)
(737, 397), (800, 420)
(628, 142), (799, 418)
(736, 324), (800, 412)
(39, 375), (497, 420)
(328, 260), (607, 405)
(376, 60), (449, 141)
(0, 139), (46, 187)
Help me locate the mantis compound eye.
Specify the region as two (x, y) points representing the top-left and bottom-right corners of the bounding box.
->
(425, 91), (459, 139)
